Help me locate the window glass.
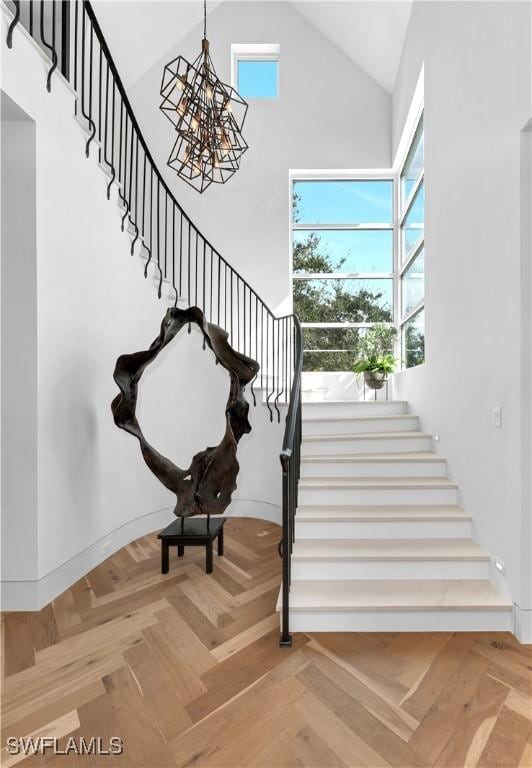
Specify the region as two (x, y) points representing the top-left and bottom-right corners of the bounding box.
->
(401, 249), (425, 315)
(303, 328), (367, 373)
(294, 278), (393, 324)
(293, 230), (393, 274)
(293, 180), (393, 225)
(403, 309), (425, 368)
(237, 60), (278, 98)
(401, 116), (424, 205)
(402, 182), (424, 261)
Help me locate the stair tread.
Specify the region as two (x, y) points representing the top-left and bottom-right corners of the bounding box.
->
(303, 414), (416, 423)
(302, 400), (408, 405)
(302, 452), (444, 463)
(283, 580), (512, 611)
(292, 538), (488, 560)
(296, 504), (471, 521)
(303, 431), (431, 442)
(299, 476), (457, 488)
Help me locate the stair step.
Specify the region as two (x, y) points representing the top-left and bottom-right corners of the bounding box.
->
(298, 476), (458, 506)
(303, 431), (431, 443)
(282, 578), (511, 610)
(301, 452), (447, 478)
(302, 400), (408, 418)
(303, 414), (419, 437)
(301, 431), (433, 456)
(299, 476), (457, 489)
(292, 538), (487, 560)
(278, 580), (513, 632)
(296, 504), (470, 521)
(291, 538), (489, 579)
(295, 505), (472, 539)
(303, 452), (444, 462)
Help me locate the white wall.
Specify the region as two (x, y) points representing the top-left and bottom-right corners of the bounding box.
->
(391, 1), (532, 637)
(1, 96), (38, 583)
(518, 118), (532, 642)
(126, 0), (391, 311)
(0, 13), (282, 610)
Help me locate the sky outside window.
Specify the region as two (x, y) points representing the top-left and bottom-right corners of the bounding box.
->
(237, 60), (278, 98)
(293, 180), (393, 225)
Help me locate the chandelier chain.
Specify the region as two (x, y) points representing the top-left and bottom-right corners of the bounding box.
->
(204, 0), (207, 39)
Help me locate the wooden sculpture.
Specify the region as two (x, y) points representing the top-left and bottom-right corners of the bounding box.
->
(111, 306), (259, 518)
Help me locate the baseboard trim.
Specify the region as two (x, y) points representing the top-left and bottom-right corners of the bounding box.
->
(1, 507), (173, 611)
(514, 604), (532, 643)
(0, 500), (280, 612)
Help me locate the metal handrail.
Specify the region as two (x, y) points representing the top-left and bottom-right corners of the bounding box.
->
(279, 315), (303, 646)
(4, 0), (303, 645)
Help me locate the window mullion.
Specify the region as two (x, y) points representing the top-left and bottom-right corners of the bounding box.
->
(292, 223), (393, 232)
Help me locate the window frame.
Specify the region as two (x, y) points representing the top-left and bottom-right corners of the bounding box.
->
(231, 44), (280, 99)
(398, 110), (425, 369)
(289, 171), (397, 371)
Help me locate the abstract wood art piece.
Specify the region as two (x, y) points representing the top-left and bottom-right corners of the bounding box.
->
(111, 306), (259, 518)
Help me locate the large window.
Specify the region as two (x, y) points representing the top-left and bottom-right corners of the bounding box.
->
(292, 178), (394, 372)
(399, 115), (425, 367)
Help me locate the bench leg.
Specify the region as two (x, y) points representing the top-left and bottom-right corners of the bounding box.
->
(177, 545), (184, 557)
(161, 541), (170, 574)
(217, 526), (224, 557)
(206, 540), (213, 574)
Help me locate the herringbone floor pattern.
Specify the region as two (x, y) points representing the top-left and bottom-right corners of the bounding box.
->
(1, 518), (531, 768)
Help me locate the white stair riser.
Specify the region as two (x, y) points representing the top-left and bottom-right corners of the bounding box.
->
(302, 401), (407, 419)
(302, 435), (433, 456)
(286, 609), (513, 633)
(295, 519), (473, 539)
(298, 486), (458, 506)
(291, 559), (489, 581)
(302, 416), (419, 437)
(301, 461), (447, 479)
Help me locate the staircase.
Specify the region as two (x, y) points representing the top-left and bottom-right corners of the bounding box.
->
(278, 398), (513, 633)
(4, 2), (512, 641)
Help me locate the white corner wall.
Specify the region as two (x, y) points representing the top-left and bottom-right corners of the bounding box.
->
(391, 1), (532, 640)
(1, 96), (38, 585)
(125, 0), (391, 311)
(0, 12), (283, 611)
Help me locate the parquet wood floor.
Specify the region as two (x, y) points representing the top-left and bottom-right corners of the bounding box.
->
(1, 518), (531, 768)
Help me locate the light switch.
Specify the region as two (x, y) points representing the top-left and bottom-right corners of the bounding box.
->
(492, 407), (503, 428)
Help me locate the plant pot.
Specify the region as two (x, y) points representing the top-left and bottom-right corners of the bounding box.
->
(363, 370), (387, 390)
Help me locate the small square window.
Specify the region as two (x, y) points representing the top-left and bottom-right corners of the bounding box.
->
(232, 44), (279, 99)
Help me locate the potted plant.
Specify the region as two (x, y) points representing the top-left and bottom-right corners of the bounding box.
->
(353, 324), (398, 390)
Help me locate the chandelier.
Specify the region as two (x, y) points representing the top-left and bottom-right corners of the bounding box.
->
(159, 0), (249, 193)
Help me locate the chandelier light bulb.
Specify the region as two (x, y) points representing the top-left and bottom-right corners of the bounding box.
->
(177, 96), (189, 116)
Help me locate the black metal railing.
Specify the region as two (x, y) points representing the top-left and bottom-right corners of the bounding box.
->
(4, 0), (302, 645)
(279, 316), (303, 646)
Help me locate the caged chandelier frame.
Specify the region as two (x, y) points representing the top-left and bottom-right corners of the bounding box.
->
(159, 0), (249, 193)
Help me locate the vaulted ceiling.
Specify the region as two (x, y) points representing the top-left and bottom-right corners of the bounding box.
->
(93, 1), (412, 93)
(291, 2), (412, 92)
